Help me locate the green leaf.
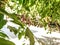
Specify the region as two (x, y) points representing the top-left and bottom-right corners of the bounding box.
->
(18, 32), (22, 39)
(18, 31), (25, 40)
(30, 0), (36, 6)
(18, 32), (22, 40)
(25, 6), (30, 11)
(0, 38), (15, 45)
(25, 27), (35, 45)
(0, 20), (7, 29)
(18, 0), (23, 4)
(11, 20), (25, 28)
(11, 0), (17, 2)
(0, 13), (4, 21)
(0, 32), (8, 38)
(0, 7), (8, 15)
(9, 14), (25, 28)
(8, 26), (25, 40)
(0, 8), (25, 28)
(7, 26), (18, 35)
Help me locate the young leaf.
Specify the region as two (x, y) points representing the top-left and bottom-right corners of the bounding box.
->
(25, 27), (35, 45)
(0, 38), (15, 45)
(7, 26), (18, 35)
(0, 8), (25, 28)
(18, 32), (22, 40)
(11, 20), (25, 28)
(0, 32), (8, 38)
(0, 13), (4, 21)
(0, 20), (7, 29)
(18, 31), (24, 40)
(18, 0), (23, 4)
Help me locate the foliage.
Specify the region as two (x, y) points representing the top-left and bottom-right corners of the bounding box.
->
(25, 28), (35, 45)
(0, 38), (15, 45)
(0, 32), (8, 38)
(0, 0), (60, 45)
(0, 13), (7, 29)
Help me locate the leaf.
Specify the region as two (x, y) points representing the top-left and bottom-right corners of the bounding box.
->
(0, 8), (25, 28)
(30, 0), (36, 6)
(0, 20), (7, 29)
(7, 26), (18, 35)
(18, 32), (22, 40)
(0, 38), (15, 45)
(11, 15), (25, 28)
(18, 0), (23, 4)
(11, 20), (25, 28)
(0, 7), (8, 15)
(0, 13), (7, 29)
(11, 0), (17, 2)
(25, 27), (35, 45)
(0, 13), (4, 21)
(25, 6), (30, 11)
(0, 32), (8, 38)
(18, 31), (25, 40)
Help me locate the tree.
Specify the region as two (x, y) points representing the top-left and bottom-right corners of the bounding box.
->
(0, 0), (60, 45)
